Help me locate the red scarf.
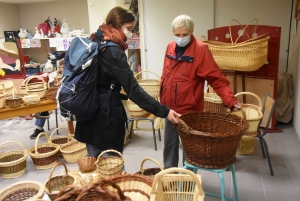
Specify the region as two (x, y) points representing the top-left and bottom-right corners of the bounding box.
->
(99, 23), (128, 50)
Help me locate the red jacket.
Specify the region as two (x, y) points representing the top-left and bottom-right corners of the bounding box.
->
(160, 35), (237, 114)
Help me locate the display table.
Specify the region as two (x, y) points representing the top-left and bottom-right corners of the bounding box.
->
(0, 99), (74, 133)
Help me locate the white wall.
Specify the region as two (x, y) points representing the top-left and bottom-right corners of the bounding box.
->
(0, 3), (21, 38)
(214, 0), (293, 72)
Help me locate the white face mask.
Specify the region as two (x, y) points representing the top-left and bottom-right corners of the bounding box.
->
(122, 26), (133, 39)
(174, 35), (191, 47)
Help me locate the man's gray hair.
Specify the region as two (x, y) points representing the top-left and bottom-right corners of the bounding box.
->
(171, 15), (194, 32)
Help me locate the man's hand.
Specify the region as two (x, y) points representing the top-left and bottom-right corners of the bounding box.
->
(167, 109), (181, 124)
(232, 103), (242, 112)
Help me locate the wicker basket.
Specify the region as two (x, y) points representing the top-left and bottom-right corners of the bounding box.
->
(79, 169), (102, 187)
(28, 132), (60, 169)
(150, 168), (205, 201)
(6, 95), (22, 108)
(77, 156), (96, 173)
(50, 127), (73, 156)
(22, 94), (40, 105)
(104, 174), (153, 201)
(44, 162), (76, 201)
(201, 19), (269, 72)
(45, 82), (59, 100)
(0, 181), (45, 201)
(204, 86), (227, 113)
(237, 135), (255, 155)
(0, 81), (14, 95)
(135, 157), (163, 179)
(134, 70), (160, 99)
(0, 83), (7, 109)
(95, 149), (124, 179)
(20, 75), (47, 98)
(174, 111), (249, 168)
(0, 141), (27, 179)
(233, 92), (263, 136)
(127, 99), (150, 118)
(60, 140), (87, 163)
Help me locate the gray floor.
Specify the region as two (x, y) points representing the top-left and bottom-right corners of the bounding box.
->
(0, 112), (300, 201)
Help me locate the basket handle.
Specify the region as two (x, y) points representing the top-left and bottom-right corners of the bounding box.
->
(25, 75), (47, 91)
(49, 127), (71, 142)
(235, 92), (262, 108)
(0, 141), (27, 154)
(95, 149), (124, 164)
(229, 19), (258, 44)
(134, 70), (160, 80)
(47, 162), (69, 193)
(93, 180), (127, 201)
(151, 167), (204, 197)
(176, 118), (190, 135)
(200, 36), (207, 41)
(34, 132), (51, 154)
(139, 157), (163, 175)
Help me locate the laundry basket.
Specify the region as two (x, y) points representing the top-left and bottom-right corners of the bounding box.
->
(174, 111), (249, 168)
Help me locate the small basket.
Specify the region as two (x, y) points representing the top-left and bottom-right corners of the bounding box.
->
(150, 168), (204, 201)
(204, 86), (227, 113)
(174, 111), (249, 168)
(135, 157), (163, 179)
(134, 70), (160, 99)
(0, 81), (15, 96)
(95, 149), (124, 179)
(44, 162), (76, 201)
(50, 127), (73, 156)
(60, 140), (87, 163)
(45, 82), (59, 100)
(22, 94), (40, 105)
(5, 95), (22, 108)
(236, 135), (255, 155)
(28, 132), (60, 169)
(0, 181), (45, 201)
(77, 156), (97, 173)
(127, 100), (150, 118)
(0, 141), (27, 179)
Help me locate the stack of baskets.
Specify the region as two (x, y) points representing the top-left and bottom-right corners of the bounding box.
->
(234, 92), (263, 154)
(204, 86), (227, 113)
(127, 70), (160, 118)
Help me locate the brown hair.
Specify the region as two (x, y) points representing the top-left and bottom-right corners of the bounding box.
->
(105, 6), (136, 29)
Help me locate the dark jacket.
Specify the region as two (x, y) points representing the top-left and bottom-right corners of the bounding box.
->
(160, 35), (237, 114)
(75, 44), (170, 153)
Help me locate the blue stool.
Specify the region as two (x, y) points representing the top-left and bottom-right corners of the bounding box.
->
(184, 161), (238, 201)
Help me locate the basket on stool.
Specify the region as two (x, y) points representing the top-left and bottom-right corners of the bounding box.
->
(0, 141), (28, 178)
(174, 111), (249, 168)
(60, 140), (87, 163)
(135, 157), (163, 179)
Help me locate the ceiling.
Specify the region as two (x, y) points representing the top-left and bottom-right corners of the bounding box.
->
(0, 0), (67, 4)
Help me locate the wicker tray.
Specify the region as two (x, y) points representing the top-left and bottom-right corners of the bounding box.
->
(28, 132), (60, 169)
(95, 149), (124, 179)
(0, 181), (45, 201)
(134, 70), (160, 99)
(0, 141), (27, 179)
(60, 140), (87, 163)
(135, 157), (163, 179)
(174, 111), (249, 168)
(44, 162), (76, 201)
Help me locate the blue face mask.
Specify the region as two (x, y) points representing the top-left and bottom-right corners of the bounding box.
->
(174, 35), (191, 47)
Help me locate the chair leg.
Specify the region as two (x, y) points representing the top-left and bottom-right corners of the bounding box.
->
(55, 109), (59, 135)
(218, 172), (226, 201)
(231, 164), (238, 201)
(128, 120), (134, 139)
(259, 137), (266, 158)
(47, 118), (50, 130)
(261, 138), (274, 176)
(158, 129), (161, 141)
(151, 120), (157, 151)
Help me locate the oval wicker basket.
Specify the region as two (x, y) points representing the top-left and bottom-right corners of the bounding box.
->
(20, 75), (47, 98)
(22, 94), (40, 105)
(6, 95), (22, 108)
(0, 141), (28, 179)
(28, 132), (60, 170)
(135, 157), (163, 179)
(174, 111), (249, 168)
(50, 127), (73, 156)
(95, 149), (124, 179)
(127, 99), (150, 118)
(60, 140), (87, 163)
(44, 162), (76, 201)
(134, 70), (160, 99)
(0, 181), (45, 201)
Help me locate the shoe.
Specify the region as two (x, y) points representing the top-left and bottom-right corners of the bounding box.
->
(30, 128), (44, 139)
(34, 112), (50, 119)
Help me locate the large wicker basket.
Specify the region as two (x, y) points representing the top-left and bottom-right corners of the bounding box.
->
(60, 140), (87, 163)
(28, 132), (60, 169)
(134, 70), (160, 99)
(204, 86), (227, 113)
(135, 157), (163, 179)
(44, 162), (76, 201)
(95, 149), (124, 179)
(0, 141), (27, 179)
(127, 99), (150, 118)
(150, 168), (204, 201)
(174, 111), (249, 168)
(0, 181), (45, 201)
(201, 19), (269, 72)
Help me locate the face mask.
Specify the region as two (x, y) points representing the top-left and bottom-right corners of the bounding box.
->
(122, 26), (133, 39)
(174, 35), (191, 47)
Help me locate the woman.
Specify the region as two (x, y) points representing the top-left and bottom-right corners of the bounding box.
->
(160, 15), (241, 168)
(75, 7), (180, 158)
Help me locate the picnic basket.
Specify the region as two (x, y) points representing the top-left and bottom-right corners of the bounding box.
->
(0, 141), (27, 178)
(60, 140), (87, 163)
(201, 19), (269, 72)
(28, 132), (60, 169)
(127, 99), (150, 118)
(44, 162), (76, 201)
(135, 157), (163, 179)
(0, 181), (45, 201)
(50, 127), (73, 156)
(150, 168), (205, 201)
(204, 86), (227, 113)
(134, 70), (160, 99)
(95, 149), (124, 179)
(174, 111), (249, 168)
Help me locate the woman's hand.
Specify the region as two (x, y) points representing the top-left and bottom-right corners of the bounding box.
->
(167, 109), (181, 124)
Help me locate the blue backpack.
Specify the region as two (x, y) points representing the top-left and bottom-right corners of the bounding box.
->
(57, 37), (119, 121)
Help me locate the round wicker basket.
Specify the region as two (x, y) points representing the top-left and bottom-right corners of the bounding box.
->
(134, 70), (160, 99)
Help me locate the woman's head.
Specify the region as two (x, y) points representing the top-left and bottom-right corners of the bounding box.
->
(171, 15), (194, 47)
(106, 6), (136, 33)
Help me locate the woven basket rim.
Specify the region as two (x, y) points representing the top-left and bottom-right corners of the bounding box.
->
(204, 37), (269, 48)
(28, 143), (60, 157)
(60, 141), (86, 154)
(0, 141), (28, 167)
